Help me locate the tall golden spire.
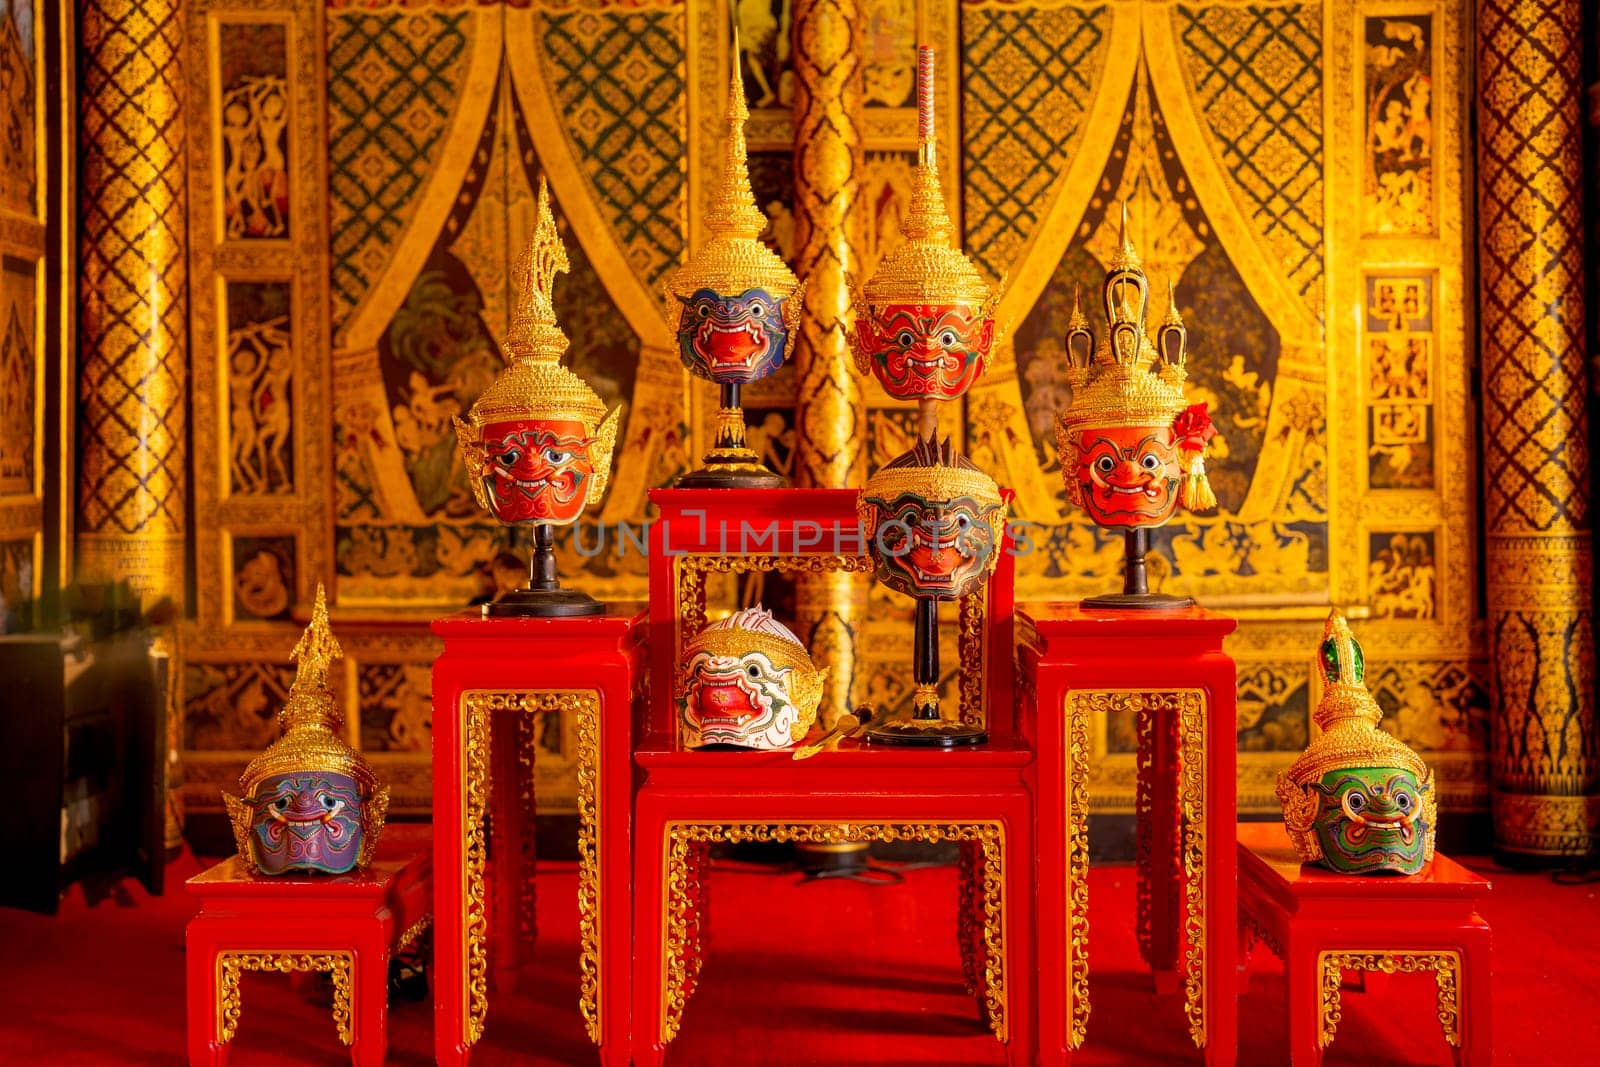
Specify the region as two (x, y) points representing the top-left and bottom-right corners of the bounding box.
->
(666, 28), (798, 300)
(706, 27), (768, 240)
(505, 178), (571, 363)
(288, 583), (341, 695)
(1111, 200), (1142, 271)
(859, 45), (992, 307)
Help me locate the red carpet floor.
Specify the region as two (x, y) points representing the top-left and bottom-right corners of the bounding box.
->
(1, 839), (1596, 1065)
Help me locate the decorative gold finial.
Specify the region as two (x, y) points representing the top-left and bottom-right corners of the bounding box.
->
(706, 27), (768, 240)
(506, 178), (571, 363)
(901, 45), (954, 245)
(288, 583), (341, 694)
(1112, 200), (1141, 271)
(858, 45), (993, 307)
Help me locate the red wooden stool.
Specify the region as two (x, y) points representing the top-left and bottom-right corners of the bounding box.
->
(185, 851), (432, 1067)
(1019, 603), (1239, 1067)
(430, 608), (646, 1067)
(1237, 822), (1492, 1067)
(629, 488), (1032, 1067)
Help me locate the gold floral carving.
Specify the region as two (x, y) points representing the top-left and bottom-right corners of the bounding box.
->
(216, 951), (353, 1045)
(1066, 690), (1207, 1049)
(1317, 950), (1460, 1049)
(396, 914), (432, 955)
(659, 822), (1007, 1045)
(460, 690), (604, 1046)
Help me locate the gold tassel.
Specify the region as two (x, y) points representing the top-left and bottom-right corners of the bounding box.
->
(1180, 452), (1217, 511)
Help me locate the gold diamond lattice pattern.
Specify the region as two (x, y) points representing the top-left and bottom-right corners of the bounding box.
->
(961, 6), (1108, 284)
(1175, 5), (1323, 308)
(1477, 0), (1588, 532)
(327, 12), (471, 330)
(540, 10), (685, 293)
(77, 0), (187, 535)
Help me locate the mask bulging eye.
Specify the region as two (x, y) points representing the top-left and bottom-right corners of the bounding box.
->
(1344, 791), (1368, 813)
(746, 663), (761, 679)
(939, 329), (958, 347)
(320, 794), (338, 810)
(1141, 454), (1162, 471)
(751, 303), (766, 318)
(1095, 456), (1116, 473)
(273, 796), (290, 811)
(696, 304), (711, 319)
(1395, 792), (1414, 812)
(896, 330), (916, 348)
(497, 448), (521, 467)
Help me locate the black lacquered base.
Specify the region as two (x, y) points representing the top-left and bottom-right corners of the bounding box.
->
(1081, 591), (1195, 611)
(866, 716), (988, 747)
(483, 586), (605, 617)
(675, 448), (789, 489)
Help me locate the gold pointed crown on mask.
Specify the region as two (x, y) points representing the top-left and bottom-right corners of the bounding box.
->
(1057, 203), (1192, 433)
(857, 46), (997, 309)
(861, 432), (1006, 512)
(454, 178), (620, 505)
(1275, 611), (1435, 860)
(224, 584), (389, 866)
(665, 30), (800, 303)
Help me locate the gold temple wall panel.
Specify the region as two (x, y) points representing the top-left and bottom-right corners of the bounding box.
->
(175, 0), (1486, 818)
(0, 0), (43, 624)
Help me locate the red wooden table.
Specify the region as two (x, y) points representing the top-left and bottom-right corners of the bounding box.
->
(1237, 821), (1492, 1067)
(1019, 603), (1239, 1067)
(628, 489), (1032, 1067)
(430, 608), (646, 1067)
(185, 851), (431, 1067)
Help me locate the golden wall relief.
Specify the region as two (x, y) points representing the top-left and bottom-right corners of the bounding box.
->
(219, 21), (291, 239)
(226, 281), (295, 494)
(0, 0), (43, 625)
(1364, 271), (1434, 490)
(0, 0), (35, 216)
(1362, 12), (1432, 236)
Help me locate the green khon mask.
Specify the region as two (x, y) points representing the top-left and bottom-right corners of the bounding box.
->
(1276, 612), (1436, 875)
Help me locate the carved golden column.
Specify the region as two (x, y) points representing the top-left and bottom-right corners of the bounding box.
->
(75, 0), (189, 608)
(1477, 0), (1597, 857)
(790, 0), (867, 726)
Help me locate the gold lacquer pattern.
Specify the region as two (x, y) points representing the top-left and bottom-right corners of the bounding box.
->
(791, 0), (868, 726)
(659, 822), (1007, 1045)
(1067, 690), (1206, 1048)
(462, 691), (602, 1045)
(217, 951), (353, 1045)
(1317, 950), (1461, 1049)
(1477, 0), (1596, 856)
(77, 0), (188, 605)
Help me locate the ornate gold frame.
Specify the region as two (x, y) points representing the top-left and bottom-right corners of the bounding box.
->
(1317, 949), (1461, 1049)
(1066, 689), (1208, 1049)
(216, 950), (353, 1045)
(460, 690), (602, 1045)
(656, 821), (1008, 1045)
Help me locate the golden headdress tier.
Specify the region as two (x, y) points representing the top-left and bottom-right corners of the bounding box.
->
(234, 586), (383, 802)
(859, 46), (996, 308)
(1282, 612), (1430, 784)
(1058, 209), (1190, 431)
(666, 32), (799, 300)
(505, 178), (571, 364)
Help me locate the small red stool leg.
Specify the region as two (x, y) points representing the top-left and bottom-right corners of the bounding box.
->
(631, 796), (669, 1067)
(1003, 802), (1036, 1067)
(349, 932), (391, 1067)
(1456, 923), (1492, 1067)
(1286, 934), (1325, 1067)
(186, 925), (228, 1067)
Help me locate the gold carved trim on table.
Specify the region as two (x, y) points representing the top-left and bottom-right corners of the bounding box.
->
(460, 691), (602, 1046)
(674, 553), (991, 726)
(658, 821), (1008, 1045)
(216, 950), (353, 1045)
(1065, 690), (1208, 1049)
(396, 913), (432, 955)
(1317, 950), (1461, 1049)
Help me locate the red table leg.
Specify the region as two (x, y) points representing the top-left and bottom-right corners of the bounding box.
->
(432, 658), (472, 1067)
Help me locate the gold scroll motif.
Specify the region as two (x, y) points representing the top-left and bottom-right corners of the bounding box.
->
(460, 691), (603, 1046)
(77, 0), (187, 606)
(1317, 950), (1461, 1049)
(1067, 690), (1207, 1049)
(396, 914), (433, 956)
(659, 821), (1007, 1044)
(1477, 0), (1595, 856)
(217, 951), (353, 1045)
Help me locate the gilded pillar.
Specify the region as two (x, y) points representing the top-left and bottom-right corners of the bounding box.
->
(1477, 0), (1597, 856)
(790, 0), (867, 726)
(76, 0), (189, 607)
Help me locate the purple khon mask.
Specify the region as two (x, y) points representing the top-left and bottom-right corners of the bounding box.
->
(224, 585), (389, 875)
